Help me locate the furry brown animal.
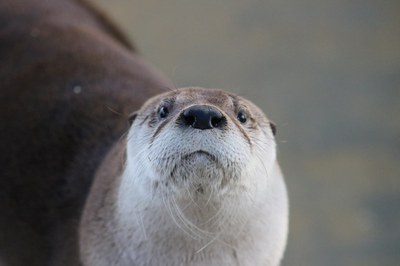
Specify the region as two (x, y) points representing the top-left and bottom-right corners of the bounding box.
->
(0, 0), (171, 265)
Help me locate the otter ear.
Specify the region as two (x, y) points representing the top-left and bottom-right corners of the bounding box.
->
(128, 111), (138, 126)
(269, 121), (277, 136)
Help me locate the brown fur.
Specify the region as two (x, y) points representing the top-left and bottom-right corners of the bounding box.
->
(0, 0), (171, 265)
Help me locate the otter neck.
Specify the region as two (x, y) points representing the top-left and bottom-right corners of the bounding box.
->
(115, 158), (269, 242)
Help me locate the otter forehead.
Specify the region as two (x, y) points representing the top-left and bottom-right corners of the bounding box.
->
(141, 87), (265, 118)
(175, 87), (235, 107)
(145, 87), (236, 111)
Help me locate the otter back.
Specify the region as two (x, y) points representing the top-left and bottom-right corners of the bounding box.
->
(0, 0), (170, 265)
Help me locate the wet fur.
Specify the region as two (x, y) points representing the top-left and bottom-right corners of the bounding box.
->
(0, 0), (170, 265)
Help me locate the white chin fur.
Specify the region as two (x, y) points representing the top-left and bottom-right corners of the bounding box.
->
(122, 121), (276, 200)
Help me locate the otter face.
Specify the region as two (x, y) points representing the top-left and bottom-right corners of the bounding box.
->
(126, 87), (276, 198)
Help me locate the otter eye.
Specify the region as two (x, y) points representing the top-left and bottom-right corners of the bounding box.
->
(237, 111), (247, 124)
(158, 106), (169, 118)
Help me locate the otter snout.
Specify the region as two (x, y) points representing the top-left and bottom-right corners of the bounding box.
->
(179, 105), (227, 130)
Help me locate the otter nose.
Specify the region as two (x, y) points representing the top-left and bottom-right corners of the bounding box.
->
(181, 105), (226, 130)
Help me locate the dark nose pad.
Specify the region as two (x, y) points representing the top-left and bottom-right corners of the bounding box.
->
(181, 105), (226, 130)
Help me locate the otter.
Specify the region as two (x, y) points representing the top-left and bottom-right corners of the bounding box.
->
(80, 87), (288, 266)
(0, 1), (288, 266)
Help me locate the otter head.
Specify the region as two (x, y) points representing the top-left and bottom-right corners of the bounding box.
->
(124, 87), (277, 202)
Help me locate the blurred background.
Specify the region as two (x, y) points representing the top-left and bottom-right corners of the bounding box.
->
(91, 0), (400, 265)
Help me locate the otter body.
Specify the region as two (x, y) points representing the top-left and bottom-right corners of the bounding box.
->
(0, 0), (169, 265)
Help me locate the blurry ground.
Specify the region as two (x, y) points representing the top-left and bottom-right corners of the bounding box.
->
(91, 0), (400, 265)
